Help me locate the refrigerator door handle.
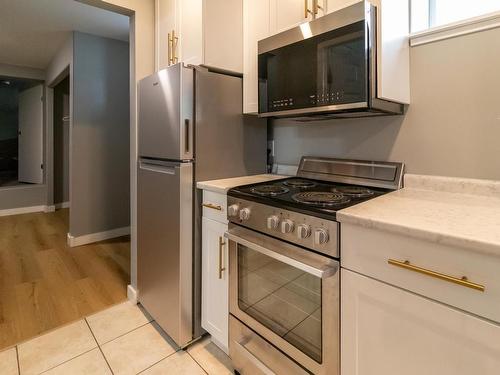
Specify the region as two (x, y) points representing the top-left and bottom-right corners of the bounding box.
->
(139, 161), (177, 175)
(184, 118), (191, 154)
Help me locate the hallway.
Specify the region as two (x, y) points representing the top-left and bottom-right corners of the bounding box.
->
(0, 209), (130, 350)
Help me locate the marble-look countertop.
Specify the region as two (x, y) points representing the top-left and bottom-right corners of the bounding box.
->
(197, 174), (286, 194)
(337, 174), (500, 256)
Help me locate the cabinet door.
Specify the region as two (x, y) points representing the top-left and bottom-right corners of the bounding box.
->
(157, 0), (178, 70)
(203, 0), (243, 73)
(341, 269), (500, 375)
(323, 0), (361, 15)
(243, 0), (271, 114)
(270, 0), (312, 34)
(178, 0), (203, 65)
(201, 217), (229, 353)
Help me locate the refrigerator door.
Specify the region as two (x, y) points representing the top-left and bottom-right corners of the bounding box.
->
(137, 158), (193, 347)
(138, 64), (194, 161)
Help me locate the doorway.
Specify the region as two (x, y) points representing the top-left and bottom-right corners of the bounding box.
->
(0, 77), (44, 187)
(53, 76), (70, 210)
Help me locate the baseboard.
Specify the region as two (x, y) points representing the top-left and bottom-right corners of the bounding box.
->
(127, 284), (138, 304)
(0, 205), (48, 217)
(67, 226), (130, 247)
(54, 201), (70, 209)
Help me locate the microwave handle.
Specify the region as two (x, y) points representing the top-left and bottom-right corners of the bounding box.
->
(225, 232), (337, 279)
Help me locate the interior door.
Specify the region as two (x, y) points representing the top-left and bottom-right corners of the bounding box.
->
(18, 84), (44, 184)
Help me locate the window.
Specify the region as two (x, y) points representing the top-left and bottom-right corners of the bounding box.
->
(411, 0), (500, 33)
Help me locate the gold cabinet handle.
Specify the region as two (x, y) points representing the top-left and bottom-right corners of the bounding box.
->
(168, 30), (179, 65)
(202, 203), (222, 211)
(388, 259), (485, 292)
(168, 31), (172, 65)
(218, 236), (226, 279)
(314, 0), (323, 15)
(304, 0), (313, 18)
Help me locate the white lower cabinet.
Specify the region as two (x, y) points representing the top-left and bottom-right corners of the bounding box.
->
(341, 269), (500, 375)
(201, 216), (229, 353)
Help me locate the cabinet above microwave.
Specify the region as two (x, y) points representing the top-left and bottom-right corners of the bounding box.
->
(257, 0), (410, 119)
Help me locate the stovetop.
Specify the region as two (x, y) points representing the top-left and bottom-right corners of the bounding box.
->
(228, 177), (391, 220)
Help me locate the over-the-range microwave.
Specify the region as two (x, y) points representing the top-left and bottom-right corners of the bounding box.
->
(257, 0), (410, 120)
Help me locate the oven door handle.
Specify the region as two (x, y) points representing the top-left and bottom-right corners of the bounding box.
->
(225, 232), (337, 279)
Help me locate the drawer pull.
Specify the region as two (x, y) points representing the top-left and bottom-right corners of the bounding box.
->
(388, 259), (485, 292)
(202, 203), (222, 211)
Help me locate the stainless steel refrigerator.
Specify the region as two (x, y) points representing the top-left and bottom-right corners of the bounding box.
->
(137, 63), (266, 348)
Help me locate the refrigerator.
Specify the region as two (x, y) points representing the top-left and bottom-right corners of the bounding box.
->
(137, 63), (267, 348)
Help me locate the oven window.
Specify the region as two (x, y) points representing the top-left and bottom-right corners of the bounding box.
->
(258, 20), (368, 114)
(238, 245), (322, 363)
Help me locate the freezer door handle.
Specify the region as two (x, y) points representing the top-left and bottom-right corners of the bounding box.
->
(139, 161), (177, 175)
(184, 118), (190, 154)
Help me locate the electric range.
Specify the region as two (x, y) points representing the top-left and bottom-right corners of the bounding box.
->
(226, 157), (404, 375)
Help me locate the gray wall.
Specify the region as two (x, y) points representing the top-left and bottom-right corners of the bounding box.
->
(271, 27), (500, 180)
(53, 76), (70, 204)
(71, 32), (130, 237)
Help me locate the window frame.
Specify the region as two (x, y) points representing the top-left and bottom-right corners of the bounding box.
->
(410, 0), (500, 46)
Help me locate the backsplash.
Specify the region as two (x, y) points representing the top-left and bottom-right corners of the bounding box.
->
(270, 27), (500, 181)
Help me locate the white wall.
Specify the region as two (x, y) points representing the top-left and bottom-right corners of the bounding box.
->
(271, 27), (500, 180)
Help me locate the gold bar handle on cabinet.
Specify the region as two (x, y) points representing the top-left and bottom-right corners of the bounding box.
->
(171, 29), (178, 64)
(314, 0), (323, 14)
(388, 259), (485, 292)
(168, 31), (173, 65)
(218, 236), (226, 279)
(202, 203), (222, 211)
(304, 0), (313, 18)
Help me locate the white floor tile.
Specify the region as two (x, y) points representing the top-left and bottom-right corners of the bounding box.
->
(86, 301), (151, 344)
(18, 320), (96, 375)
(0, 348), (19, 375)
(140, 351), (205, 375)
(188, 336), (233, 375)
(101, 322), (177, 375)
(42, 348), (111, 375)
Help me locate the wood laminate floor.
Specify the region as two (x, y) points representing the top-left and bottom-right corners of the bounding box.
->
(0, 208), (130, 350)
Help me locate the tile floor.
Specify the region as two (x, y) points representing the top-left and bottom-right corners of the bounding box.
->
(0, 301), (234, 375)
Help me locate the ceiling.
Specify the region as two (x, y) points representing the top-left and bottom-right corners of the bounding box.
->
(0, 0), (129, 70)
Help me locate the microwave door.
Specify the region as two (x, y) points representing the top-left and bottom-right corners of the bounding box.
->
(316, 29), (367, 108)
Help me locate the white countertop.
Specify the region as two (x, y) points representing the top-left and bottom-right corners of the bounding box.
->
(337, 174), (500, 256)
(197, 174), (286, 194)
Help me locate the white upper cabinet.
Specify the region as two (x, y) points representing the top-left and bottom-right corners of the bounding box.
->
(270, 0), (313, 34)
(156, 0), (243, 73)
(323, 0), (361, 14)
(243, 0), (271, 114)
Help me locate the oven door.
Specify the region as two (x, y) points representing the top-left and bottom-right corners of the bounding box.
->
(226, 224), (339, 375)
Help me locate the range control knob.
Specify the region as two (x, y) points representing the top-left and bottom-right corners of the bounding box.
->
(267, 215), (280, 230)
(297, 224), (312, 239)
(281, 219), (295, 234)
(314, 228), (329, 245)
(239, 208), (251, 221)
(227, 204), (240, 217)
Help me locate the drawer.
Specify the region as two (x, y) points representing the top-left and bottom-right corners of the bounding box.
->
(341, 223), (500, 323)
(202, 190), (228, 223)
(229, 316), (309, 375)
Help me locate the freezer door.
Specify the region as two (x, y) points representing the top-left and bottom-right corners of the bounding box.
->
(194, 67), (267, 182)
(138, 64), (194, 161)
(137, 159), (193, 347)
